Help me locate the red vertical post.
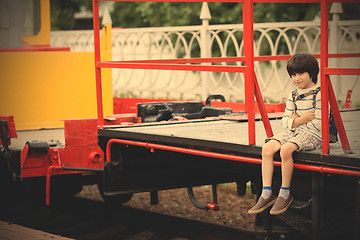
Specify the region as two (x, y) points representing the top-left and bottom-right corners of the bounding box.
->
(253, 72), (273, 138)
(243, 0), (255, 145)
(92, 0), (105, 128)
(327, 76), (351, 153)
(321, 0), (329, 155)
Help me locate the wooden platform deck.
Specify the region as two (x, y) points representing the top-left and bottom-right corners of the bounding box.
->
(99, 109), (360, 171)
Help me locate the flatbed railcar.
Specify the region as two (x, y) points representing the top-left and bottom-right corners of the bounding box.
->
(98, 107), (360, 240)
(90, 1), (360, 239)
(1, 0), (360, 239)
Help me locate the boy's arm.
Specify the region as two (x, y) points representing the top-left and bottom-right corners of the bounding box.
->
(281, 91), (296, 130)
(291, 91), (321, 130)
(291, 110), (315, 128)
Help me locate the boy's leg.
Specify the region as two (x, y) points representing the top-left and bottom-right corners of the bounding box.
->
(270, 142), (298, 215)
(248, 140), (281, 214)
(279, 142), (298, 188)
(262, 140), (281, 187)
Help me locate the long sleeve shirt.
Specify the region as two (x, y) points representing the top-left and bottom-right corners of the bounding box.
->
(281, 85), (322, 140)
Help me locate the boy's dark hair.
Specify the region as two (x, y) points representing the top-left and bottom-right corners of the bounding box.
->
(286, 53), (319, 84)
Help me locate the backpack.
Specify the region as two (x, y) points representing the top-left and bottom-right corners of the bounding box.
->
(292, 87), (338, 143)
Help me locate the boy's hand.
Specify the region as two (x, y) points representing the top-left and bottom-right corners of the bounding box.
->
(300, 110), (315, 123)
(291, 112), (300, 119)
(292, 110), (315, 128)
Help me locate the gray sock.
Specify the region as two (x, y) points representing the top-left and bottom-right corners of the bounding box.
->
(279, 187), (290, 199)
(261, 186), (272, 199)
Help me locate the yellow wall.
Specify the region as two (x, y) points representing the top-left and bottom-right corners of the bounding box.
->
(0, 51), (113, 130)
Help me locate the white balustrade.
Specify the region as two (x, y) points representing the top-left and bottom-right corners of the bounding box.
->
(50, 3), (360, 105)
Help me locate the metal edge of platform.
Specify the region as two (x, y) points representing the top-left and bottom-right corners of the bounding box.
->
(98, 123), (360, 171)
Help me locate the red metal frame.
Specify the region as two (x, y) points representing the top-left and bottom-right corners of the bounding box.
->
(319, 0), (359, 154)
(254, 72), (273, 138)
(0, 116), (17, 146)
(102, 53), (360, 65)
(243, 0), (255, 144)
(17, 114), (139, 205)
(95, 0), (360, 3)
(105, 139), (360, 177)
(327, 76), (351, 153)
(0, 46), (70, 52)
(93, 0), (105, 128)
(93, 0), (360, 154)
(344, 90), (353, 109)
(20, 119), (105, 179)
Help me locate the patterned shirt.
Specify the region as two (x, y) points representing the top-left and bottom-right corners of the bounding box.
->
(281, 85), (322, 140)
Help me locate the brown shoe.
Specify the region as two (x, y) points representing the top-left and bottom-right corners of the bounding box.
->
(269, 195), (293, 215)
(248, 194), (276, 214)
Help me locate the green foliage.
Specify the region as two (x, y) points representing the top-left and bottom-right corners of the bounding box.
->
(207, 3), (243, 24)
(111, 2), (143, 28)
(112, 2), (202, 28)
(341, 3), (360, 20)
(50, 1), (360, 30)
(50, 0), (91, 30)
(253, 3), (321, 23)
(50, 0), (79, 30)
(111, 2), (360, 28)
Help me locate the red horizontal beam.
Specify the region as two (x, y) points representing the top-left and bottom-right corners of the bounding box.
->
(96, 54), (360, 73)
(106, 139), (360, 177)
(120, 57), (246, 64)
(0, 47), (70, 52)
(321, 53), (360, 59)
(325, 67), (360, 76)
(118, 55), (289, 64)
(99, 53), (360, 65)
(97, 61), (247, 72)
(96, 0), (359, 3)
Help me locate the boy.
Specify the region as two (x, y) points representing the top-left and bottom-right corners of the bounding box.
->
(248, 53), (321, 215)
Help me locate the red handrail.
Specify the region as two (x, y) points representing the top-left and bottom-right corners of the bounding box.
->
(243, 0), (256, 145)
(95, 1), (360, 3)
(105, 138), (360, 177)
(96, 53), (360, 65)
(93, 0), (105, 128)
(320, 0), (330, 154)
(93, 0), (360, 153)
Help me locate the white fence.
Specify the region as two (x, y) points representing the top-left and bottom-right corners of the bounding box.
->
(51, 4), (360, 105)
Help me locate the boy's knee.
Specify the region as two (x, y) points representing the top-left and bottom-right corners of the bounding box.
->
(280, 143), (298, 159)
(262, 141), (279, 157)
(280, 149), (291, 160)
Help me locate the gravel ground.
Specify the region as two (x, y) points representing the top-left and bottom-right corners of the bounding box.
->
(77, 183), (256, 231)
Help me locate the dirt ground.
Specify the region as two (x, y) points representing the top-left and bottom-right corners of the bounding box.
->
(77, 183), (256, 231)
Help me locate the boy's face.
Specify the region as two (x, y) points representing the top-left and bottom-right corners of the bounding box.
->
(291, 72), (315, 89)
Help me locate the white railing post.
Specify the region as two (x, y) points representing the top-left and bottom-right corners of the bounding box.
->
(101, 6), (112, 52)
(329, 3), (343, 102)
(200, 2), (211, 101)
